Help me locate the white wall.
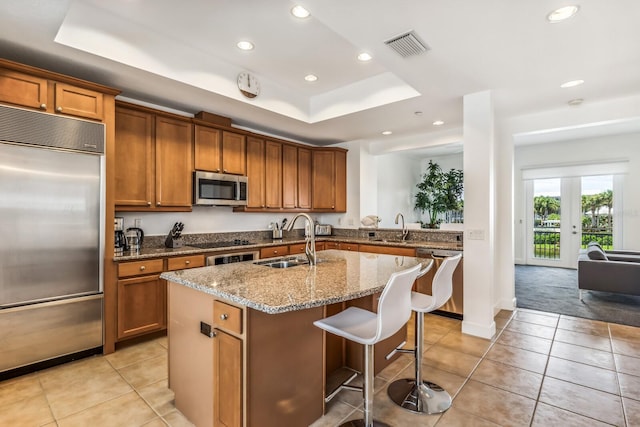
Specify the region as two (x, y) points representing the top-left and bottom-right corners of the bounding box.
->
(375, 153), (421, 228)
(513, 131), (640, 262)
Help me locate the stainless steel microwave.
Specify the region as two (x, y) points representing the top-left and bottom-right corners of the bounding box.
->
(193, 171), (248, 206)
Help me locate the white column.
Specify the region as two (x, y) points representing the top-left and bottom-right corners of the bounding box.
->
(462, 91), (497, 339)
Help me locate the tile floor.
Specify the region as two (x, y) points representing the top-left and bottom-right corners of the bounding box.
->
(1, 309), (639, 426)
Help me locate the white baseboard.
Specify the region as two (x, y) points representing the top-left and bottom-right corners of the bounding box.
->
(462, 319), (497, 339)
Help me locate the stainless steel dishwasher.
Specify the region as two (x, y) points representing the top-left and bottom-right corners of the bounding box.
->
(415, 248), (464, 319)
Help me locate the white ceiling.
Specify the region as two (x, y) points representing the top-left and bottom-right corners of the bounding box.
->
(1, 0), (639, 148)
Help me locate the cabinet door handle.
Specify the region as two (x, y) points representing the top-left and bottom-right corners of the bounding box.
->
(185, 260), (190, 265)
(223, 169), (228, 173)
(273, 250), (278, 254)
(40, 103), (47, 110)
(214, 169), (220, 173)
(157, 202), (161, 206)
(220, 314), (229, 320)
(56, 106), (63, 112)
(147, 201), (151, 206)
(140, 266), (146, 271)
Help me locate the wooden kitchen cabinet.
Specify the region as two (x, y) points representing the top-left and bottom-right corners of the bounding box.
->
(324, 241), (340, 250)
(260, 245), (289, 258)
(289, 242), (324, 254)
(214, 329), (243, 427)
(194, 125), (246, 175)
(312, 149), (347, 212)
(338, 242), (359, 251)
(0, 67), (104, 121)
(246, 136), (266, 208)
(265, 140), (282, 209)
(282, 144), (297, 209)
(358, 244), (416, 257)
(297, 147), (312, 209)
(117, 274), (166, 340)
(115, 102), (193, 211)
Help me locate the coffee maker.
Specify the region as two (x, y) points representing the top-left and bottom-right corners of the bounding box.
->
(114, 217), (127, 255)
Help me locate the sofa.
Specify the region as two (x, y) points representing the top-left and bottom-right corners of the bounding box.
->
(577, 243), (640, 300)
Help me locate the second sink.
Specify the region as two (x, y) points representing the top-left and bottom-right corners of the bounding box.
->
(254, 257), (310, 269)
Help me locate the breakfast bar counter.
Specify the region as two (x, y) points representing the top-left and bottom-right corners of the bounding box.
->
(161, 250), (431, 427)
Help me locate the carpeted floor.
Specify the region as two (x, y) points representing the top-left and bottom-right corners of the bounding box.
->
(515, 265), (640, 327)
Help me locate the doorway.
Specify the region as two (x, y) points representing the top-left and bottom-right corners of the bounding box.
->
(525, 175), (615, 268)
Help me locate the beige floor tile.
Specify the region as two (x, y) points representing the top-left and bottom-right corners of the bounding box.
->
(513, 310), (559, 328)
(612, 338), (640, 357)
(471, 359), (543, 399)
(517, 308), (558, 318)
(424, 314), (461, 331)
(137, 379), (176, 416)
(615, 353), (640, 377)
(118, 353), (168, 389)
(105, 340), (167, 370)
(506, 320), (556, 340)
(495, 309), (515, 320)
(154, 336), (169, 349)
(436, 406), (501, 426)
(376, 353), (413, 381)
(451, 379), (536, 426)
(309, 399), (357, 427)
(39, 357), (132, 419)
(369, 388), (441, 427)
(618, 372), (640, 401)
(396, 362), (468, 398)
(624, 396), (640, 426)
(484, 343), (549, 374)
(557, 316), (610, 337)
(545, 356), (619, 394)
(0, 373), (43, 407)
(496, 330), (553, 355)
(550, 340), (615, 370)
(494, 316), (511, 331)
(422, 345), (481, 378)
(436, 330), (492, 357)
(531, 402), (612, 427)
(554, 328), (612, 352)
(57, 391), (156, 427)
(162, 409), (195, 427)
(142, 418), (169, 426)
(609, 323), (640, 343)
(0, 393), (54, 426)
(538, 377), (624, 425)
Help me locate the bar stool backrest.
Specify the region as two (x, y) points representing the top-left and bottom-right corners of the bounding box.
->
(375, 264), (422, 343)
(431, 254), (462, 310)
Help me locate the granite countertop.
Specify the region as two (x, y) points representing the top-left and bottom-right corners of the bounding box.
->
(160, 250), (433, 314)
(115, 236), (462, 261)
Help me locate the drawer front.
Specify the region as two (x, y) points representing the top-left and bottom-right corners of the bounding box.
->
(260, 245), (289, 258)
(289, 242), (324, 254)
(214, 300), (243, 335)
(358, 244), (416, 257)
(324, 242), (339, 250)
(118, 259), (164, 278)
(167, 255), (205, 271)
(338, 243), (359, 252)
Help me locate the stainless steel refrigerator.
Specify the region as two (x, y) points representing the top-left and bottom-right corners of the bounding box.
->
(0, 105), (104, 377)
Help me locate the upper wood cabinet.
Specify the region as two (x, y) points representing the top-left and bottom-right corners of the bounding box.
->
(282, 144), (297, 209)
(297, 147), (312, 210)
(265, 140), (282, 209)
(115, 103), (193, 211)
(246, 136), (266, 209)
(0, 66), (105, 121)
(312, 149), (347, 212)
(194, 125), (246, 175)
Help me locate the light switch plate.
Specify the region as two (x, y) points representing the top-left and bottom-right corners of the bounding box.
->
(468, 229), (485, 240)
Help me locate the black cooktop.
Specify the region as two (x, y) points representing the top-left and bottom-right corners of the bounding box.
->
(190, 239), (254, 249)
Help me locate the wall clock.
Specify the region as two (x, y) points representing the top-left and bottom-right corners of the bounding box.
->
(237, 72), (260, 99)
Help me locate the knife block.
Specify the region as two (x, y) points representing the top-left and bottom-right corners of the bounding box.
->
(164, 234), (184, 248)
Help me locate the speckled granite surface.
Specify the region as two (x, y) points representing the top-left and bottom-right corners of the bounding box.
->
(160, 250), (433, 314)
(115, 236), (462, 261)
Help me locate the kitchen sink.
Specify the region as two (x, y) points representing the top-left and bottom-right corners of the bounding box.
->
(370, 238), (407, 244)
(254, 257), (310, 269)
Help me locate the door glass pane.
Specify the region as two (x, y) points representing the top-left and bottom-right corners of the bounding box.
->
(533, 179), (561, 259)
(581, 175), (613, 249)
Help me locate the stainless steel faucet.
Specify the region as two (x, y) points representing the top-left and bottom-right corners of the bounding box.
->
(395, 212), (408, 241)
(286, 213), (317, 265)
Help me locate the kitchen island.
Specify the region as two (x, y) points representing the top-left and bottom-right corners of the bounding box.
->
(161, 249), (431, 427)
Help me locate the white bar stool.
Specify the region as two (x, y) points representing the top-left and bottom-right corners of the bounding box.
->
(387, 253), (462, 415)
(313, 264), (422, 427)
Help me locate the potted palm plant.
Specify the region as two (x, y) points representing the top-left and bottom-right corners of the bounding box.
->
(414, 160), (464, 228)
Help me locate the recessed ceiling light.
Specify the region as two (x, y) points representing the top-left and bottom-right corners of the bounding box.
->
(414, 111), (423, 116)
(304, 74), (318, 82)
(357, 52), (372, 62)
(382, 131), (392, 135)
(547, 5), (579, 23)
(291, 5), (310, 18)
(236, 41), (254, 51)
(560, 79), (585, 88)
(432, 120), (445, 126)
(568, 98), (584, 107)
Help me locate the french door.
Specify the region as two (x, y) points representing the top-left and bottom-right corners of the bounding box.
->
(525, 175), (616, 269)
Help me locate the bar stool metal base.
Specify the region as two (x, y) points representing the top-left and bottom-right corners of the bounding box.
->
(338, 419), (391, 427)
(387, 378), (452, 414)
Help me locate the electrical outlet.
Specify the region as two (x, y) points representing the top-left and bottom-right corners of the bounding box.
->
(134, 218), (142, 228)
(348, 218), (354, 226)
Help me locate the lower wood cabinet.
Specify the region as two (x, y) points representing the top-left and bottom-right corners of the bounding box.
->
(260, 245), (289, 258)
(214, 329), (242, 427)
(117, 274), (165, 340)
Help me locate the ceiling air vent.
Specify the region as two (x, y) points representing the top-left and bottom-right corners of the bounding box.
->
(384, 30), (429, 58)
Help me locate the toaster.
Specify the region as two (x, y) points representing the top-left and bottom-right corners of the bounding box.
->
(315, 224), (332, 236)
